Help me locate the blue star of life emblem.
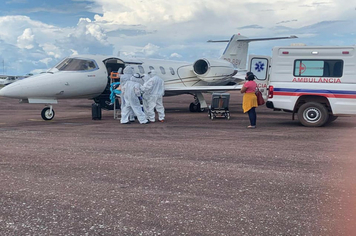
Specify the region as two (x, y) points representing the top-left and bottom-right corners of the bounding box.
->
(254, 61), (265, 72)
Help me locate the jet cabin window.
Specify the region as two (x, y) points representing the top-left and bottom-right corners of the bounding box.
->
(294, 60), (343, 77)
(169, 67), (175, 75)
(159, 66), (166, 74)
(138, 66), (145, 74)
(55, 58), (98, 71)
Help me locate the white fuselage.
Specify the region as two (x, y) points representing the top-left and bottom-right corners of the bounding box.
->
(0, 55), (237, 103)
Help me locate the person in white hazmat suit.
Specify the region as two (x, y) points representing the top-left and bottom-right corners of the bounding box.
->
(131, 73), (145, 85)
(141, 73), (150, 83)
(119, 66), (135, 122)
(120, 79), (149, 124)
(141, 70), (165, 122)
(119, 66), (134, 87)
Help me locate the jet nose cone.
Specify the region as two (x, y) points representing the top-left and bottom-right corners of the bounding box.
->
(0, 87), (6, 97)
(0, 83), (22, 98)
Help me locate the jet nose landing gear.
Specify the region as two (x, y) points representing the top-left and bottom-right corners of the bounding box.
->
(41, 105), (55, 120)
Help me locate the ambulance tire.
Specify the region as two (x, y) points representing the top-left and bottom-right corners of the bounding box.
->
(326, 115), (338, 124)
(297, 102), (329, 127)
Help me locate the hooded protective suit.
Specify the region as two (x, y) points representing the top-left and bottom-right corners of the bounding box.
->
(131, 73), (144, 85)
(141, 70), (165, 122)
(120, 66), (135, 121)
(120, 66), (134, 86)
(120, 80), (148, 124)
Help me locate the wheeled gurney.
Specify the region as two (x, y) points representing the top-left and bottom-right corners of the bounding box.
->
(208, 93), (230, 120)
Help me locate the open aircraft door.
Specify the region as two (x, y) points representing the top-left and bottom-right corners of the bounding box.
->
(248, 55), (271, 100)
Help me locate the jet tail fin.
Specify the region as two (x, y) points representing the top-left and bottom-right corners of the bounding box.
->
(208, 34), (297, 70)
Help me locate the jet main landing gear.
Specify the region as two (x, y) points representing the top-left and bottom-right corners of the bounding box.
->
(189, 93), (206, 112)
(189, 102), (205, 112)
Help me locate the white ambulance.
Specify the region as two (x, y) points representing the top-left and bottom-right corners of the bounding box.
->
(248, 45), (356, 127)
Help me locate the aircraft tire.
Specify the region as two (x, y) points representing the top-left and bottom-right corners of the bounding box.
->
(41, 107), (55, 121)
(189, 103), (198, 112)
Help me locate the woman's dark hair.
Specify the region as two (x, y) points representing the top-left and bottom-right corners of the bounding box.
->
(246, 72), (255, 81)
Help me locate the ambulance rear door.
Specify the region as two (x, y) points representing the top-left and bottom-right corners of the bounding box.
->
(248, 55), (271, 100)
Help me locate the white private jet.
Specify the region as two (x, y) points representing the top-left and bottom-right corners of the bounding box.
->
(0, 34), (296, 120)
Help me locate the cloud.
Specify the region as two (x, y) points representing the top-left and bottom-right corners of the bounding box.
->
(17, 28), (35, 49)
(119, 43), (161, 58)
(238, 25), (264, 30)
(1, 0), (356, 75)
(170, 53), (182, 58)
(39, 57), (53, 66)
(142, 43), (160, 57)
(0, 15), (113, 74)
(276, 19), (298, 25)
(5, 0), (28, 3)
(71, 18), (109, 45)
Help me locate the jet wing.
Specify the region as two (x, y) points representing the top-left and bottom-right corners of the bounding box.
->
(165, 84), (243, 92)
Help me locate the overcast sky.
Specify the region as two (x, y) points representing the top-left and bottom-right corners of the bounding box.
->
(0, 0), (355, 75)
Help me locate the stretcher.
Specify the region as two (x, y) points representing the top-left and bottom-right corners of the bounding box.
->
(208, 93), (230, 120)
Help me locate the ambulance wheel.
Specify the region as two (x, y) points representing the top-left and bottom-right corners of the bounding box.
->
(41, 107), (55, 121)
(297, 102), (329, 127)
(326, 115), (338, 124)
(226, 113), (230, 120)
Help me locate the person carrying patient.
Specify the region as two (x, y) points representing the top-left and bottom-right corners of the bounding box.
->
(141, 69), (165, 122)
(120, 77), (149, 124)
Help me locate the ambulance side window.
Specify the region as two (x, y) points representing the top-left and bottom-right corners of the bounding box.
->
(294, 60), (343, 77)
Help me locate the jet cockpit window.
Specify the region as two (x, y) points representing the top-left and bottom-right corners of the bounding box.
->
(55, 58), (98, 71)
(159, 66), (166, 74)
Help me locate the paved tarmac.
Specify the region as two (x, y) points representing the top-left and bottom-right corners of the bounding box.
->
(1, 91), (356, 236)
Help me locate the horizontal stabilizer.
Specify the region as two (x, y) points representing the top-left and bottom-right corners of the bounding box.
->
(208, 35), (297, 43)
(207, 40), (230, 43)
(237, 35), (297, 42)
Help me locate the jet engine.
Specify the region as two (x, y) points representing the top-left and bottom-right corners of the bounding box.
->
(193, 58), (237, 82)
